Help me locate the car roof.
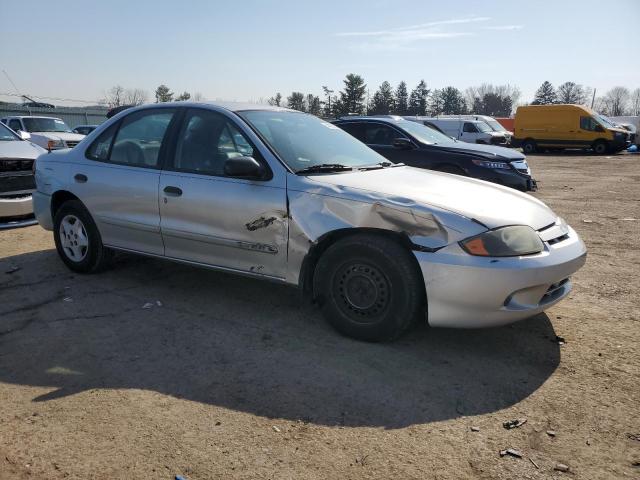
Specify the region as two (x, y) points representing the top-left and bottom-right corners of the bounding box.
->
(124, 101), (297, 114)
(11, 116), (63, 121)
(334, 116), (406, 123)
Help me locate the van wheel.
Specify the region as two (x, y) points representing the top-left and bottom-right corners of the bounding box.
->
(521, 140), (537, 154)
(53, 200), (113, 273)
(592, 140), (608, 155)
(313, 234), (424, 342)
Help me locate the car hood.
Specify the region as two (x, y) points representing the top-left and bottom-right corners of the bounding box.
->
(0, 140), (47, 159)
(432, 141), (525, 161)
(31, 132), (85, 142)
(300, 166), (555, 230)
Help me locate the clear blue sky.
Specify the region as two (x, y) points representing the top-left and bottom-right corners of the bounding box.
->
(1, 0), (638, 106)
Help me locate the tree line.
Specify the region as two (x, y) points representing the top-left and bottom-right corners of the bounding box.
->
(102, 76), (640, 119)
(269, 75), (640, 118)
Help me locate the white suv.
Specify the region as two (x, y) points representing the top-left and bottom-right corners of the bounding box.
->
(1, 116), (85, 150)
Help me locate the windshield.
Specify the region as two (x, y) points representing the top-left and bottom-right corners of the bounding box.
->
(22, 117), (72, 133)
(475, 122), (493, 133)
(0, 123), (19, 141)
(400, 120), (455, 144)
(595, 114), (616, 129)
(486, 119), (507, 132)
(238, 110), (388, 171)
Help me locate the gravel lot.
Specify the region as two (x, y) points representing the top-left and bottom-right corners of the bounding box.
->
(1, 152), (639, 479)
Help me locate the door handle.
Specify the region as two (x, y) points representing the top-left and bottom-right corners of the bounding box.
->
(163, 186), (182, 196)
(74, 173), (88, 183)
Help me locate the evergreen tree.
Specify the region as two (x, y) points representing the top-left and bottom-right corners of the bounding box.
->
(532, 81), (557, 105)
(408, 80), (430, 115)
(336, 74), (367, 115)
(305, 94), (322, 116)
(556, 82), (586, 104)
(471, 93), (513, 116)
(394, 81), (408, 115)
(268, 93), (282, 106)
(439, 86), (467, 114)
(175, 91), (191, 101)
(368, 81), (395, 115)
(154, 84), (173, 103)
(287, 92), (306, 111)
(429, 89), (444, 115)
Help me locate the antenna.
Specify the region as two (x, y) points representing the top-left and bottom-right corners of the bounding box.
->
(2, 69), (23, 97)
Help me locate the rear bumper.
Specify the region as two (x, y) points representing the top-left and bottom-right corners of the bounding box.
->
(414, 226), (587, 328)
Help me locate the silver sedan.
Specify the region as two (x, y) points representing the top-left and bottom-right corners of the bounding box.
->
(32, 102), (587, 341)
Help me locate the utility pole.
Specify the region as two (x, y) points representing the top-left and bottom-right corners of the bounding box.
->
(322, 86), (333, 117)
(591, 88), (596, 109)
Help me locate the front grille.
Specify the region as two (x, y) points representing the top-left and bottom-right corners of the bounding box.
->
(490, 136), (508, 145)
(0, 173), (36, 194)
(548, 234), (569, 245)
(0, 158), (34, 172)
(65, 141), (80, 148)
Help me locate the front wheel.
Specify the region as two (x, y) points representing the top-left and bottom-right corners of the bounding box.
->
(592, 140), (608, 155)
(313, 234), (425, 342)
(53, 200), (113, 273)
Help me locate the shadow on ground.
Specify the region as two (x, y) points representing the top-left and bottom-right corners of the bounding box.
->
(0, 249), (560, 429)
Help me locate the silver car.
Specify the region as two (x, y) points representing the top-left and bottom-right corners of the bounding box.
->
(32, 102), (587, 341)
(1, 122), (47, 229)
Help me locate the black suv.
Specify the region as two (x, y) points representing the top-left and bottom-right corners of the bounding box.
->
(333, 116), (536, 191)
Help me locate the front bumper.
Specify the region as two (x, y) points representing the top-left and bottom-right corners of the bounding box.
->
(414, 226), (586, 328)
(0, 194), (37, 229)
(472, 167), (537, 192)
(32, 191), (54, 230)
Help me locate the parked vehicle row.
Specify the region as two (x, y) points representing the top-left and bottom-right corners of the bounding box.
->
(405, 117), (510, 146)
(31, 102), (586, 342)
(512, 104), (632, 154)
(333, 116), (535, 191)
(0, 116), (85, 151)
(0, 122), (46, 229)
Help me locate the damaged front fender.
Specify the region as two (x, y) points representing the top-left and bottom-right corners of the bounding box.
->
(285, 175), (486, 285)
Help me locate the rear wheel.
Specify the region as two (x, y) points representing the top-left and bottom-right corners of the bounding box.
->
(592, 140), (608, 155)
(53, 200), (113, 273)
(313, 234), (425, 342)
(521, 139), (537, 154)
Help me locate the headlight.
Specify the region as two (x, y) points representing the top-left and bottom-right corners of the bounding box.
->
(460, 225), (544, 257)
(47, 139), (65, 149)
(472, 159), (510, 169)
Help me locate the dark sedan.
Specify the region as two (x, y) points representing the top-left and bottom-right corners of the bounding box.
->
(333, 116), (536, 191)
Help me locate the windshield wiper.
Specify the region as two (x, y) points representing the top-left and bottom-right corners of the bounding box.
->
(296, 163), (353, 174)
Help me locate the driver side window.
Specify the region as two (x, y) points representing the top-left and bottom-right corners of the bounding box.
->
(173, 109), (261, 177)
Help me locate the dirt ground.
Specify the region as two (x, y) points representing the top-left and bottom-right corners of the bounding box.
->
(1, 152), (639, 479)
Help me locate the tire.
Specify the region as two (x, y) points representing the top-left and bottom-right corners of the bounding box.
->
(437, 164), (466, 176)
(53, 200), (113, 273)
(592, 140), (608, 155)
(313, 234), (425, 342)
(521, 139), (537, 154)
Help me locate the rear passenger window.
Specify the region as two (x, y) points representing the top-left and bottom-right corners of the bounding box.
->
(110, 110), (175, 167)
(8, 119), (22, 132)
(86, 123), (118, 161)
(86, 109), (175, 167)
(338, 122), (366, 142)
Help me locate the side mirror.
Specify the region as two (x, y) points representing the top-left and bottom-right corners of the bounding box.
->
(224, 156), (265, 179)
(18, 130), (31, 140)
(392, 137), (414, 149)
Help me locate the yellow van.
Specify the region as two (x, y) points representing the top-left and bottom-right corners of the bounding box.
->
(513, 104), (631, 154)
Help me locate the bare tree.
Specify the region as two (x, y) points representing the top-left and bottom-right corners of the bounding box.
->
(123, 88), (148, 106)
(630, 88), (640, 116)
(465, 84), (520, 114)
(192, 92), (205, 102)
(102, 85), (125, 108)
(602, 87), (630, 116)
(556, 82), (586, 104)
